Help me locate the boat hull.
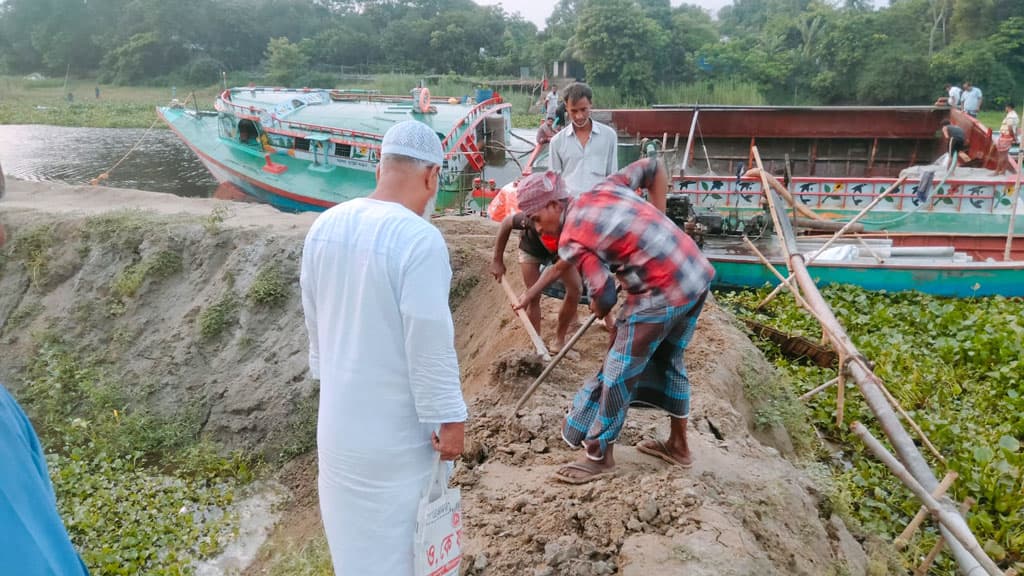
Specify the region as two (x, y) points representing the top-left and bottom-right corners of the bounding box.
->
(706, 235), (1024, 298)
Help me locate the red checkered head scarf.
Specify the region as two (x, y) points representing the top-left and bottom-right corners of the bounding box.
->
(515, 171), (568, 217)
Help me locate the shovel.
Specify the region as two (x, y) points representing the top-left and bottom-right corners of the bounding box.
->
(510, 312), (599, 418)
(500, 276), (551, 362)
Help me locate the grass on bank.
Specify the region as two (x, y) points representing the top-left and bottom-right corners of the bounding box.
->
(18, 335), (258, 575)
(717, 286), (1024, 575)
(0, 73), (769, 130)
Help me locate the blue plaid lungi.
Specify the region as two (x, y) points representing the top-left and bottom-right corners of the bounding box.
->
(562, 290), (707, 458)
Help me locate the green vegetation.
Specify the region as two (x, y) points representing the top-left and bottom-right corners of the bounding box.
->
(247, 264), (290, 308)
(0, 76), (223, 128)
(199, 292), (240, 340)
(265, 534), (333, 576)
(276, 388), (320, 462)
(9, 224), (55, 287)
(449, 275), (479, 309)
(717, 286), (1024, 575)
(19, 336), (256, 575)
(3, 0), (1021, 113)
(84, 211), (163, 248)
(113, 251), (183, 299)
(736, 349), (816, 456)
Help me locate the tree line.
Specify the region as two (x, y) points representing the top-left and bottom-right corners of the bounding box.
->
(1, 0), (1021, 108)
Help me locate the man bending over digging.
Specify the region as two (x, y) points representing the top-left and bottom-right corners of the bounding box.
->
(514, 157), (715, 484)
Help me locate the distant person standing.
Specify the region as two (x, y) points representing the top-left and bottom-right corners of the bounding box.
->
(994, 125), (1015, 175)
(549, 82), (618, 199)
(548, 81), (619, 332)
(1001, 103), (1019, 143)
(95, 86), (100, 99)
(545, 88), (559, 119)
(946, 83), (962, 109)
(961, 82), (983, 117)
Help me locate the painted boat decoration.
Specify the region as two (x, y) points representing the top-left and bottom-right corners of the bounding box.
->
(158, 86), (512, 212)
(598, 106), (1024, 235)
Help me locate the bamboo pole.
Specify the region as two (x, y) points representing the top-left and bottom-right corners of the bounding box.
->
(744, 167), (825, 221)
(742, 236), (808, 306)
(757, 174), (910, 309)
(851, 422), (1002, 576)
(511, 313), (599, 417)
(835, 366), (846, 427)
(859, 357), (947, 465)
(896, 471), (959, 548)
(1004, 148), (1024, 261)
(913, 498), (975, 576)
(681, 107), (699, 174)
(500, 276), (551, 362)
(799, 377), (840, 401)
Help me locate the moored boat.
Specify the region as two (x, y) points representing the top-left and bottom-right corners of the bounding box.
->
(158, 86), (512, 212)
(703, 232), (1024, 298)
(598, 105), (1024, 235)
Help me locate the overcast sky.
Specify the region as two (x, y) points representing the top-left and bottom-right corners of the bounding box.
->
(473, 0), (732, 28)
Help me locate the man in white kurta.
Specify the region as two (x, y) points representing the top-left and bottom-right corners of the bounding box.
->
(301, 120), (468, 575)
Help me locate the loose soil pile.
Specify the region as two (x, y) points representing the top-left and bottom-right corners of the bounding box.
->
(1, 179), (873, 575)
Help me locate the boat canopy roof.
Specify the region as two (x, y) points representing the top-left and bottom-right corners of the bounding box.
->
(225, 87), (493, 139)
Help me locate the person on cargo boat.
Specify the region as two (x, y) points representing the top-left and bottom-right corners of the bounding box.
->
(513, 158), (715, 485)
(994, 125), (1015, 175)
(946, 83), (962, 109)
(1000, 103), (1019, 144)
(940, 120), (971, 166)
(536, 115), (557, 146)
(961, 82), (983, 117)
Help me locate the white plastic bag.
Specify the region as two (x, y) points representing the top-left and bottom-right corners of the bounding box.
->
(414, 455), (463, 576)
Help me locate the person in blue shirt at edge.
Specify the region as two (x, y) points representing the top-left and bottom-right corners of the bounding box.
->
(0, 168), (91, 575)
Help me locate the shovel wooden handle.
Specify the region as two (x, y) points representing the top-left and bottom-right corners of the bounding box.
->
(511, 312), (598, 417)
(500, 276), (551, 362)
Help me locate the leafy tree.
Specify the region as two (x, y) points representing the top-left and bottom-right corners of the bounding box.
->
(264, 37), (309, 86)
(99, 32), (187, 84)
(574, 0), (667, 102)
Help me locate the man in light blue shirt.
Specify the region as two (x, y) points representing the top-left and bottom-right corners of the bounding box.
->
(961, 82), (983, 117)
(548, 82), (618, 198)
(1, 385), (90, 575)
(0, 172), (89, 575)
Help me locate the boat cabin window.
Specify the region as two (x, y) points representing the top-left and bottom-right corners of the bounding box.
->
(291, 99), (306, 108)
(293, 137), (311, 152)
(334, 143), (352, 158)
(237, 119), (260, 146)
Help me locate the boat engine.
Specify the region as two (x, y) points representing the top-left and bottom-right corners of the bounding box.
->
(666, 194), (776, 248)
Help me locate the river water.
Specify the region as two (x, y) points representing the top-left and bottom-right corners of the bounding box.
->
(0, 124), (533, 204)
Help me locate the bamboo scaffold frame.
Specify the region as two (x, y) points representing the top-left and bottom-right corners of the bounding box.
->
(750, 146), (1002, 576)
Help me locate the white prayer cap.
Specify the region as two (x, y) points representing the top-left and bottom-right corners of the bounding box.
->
(381, 120), (444, 166)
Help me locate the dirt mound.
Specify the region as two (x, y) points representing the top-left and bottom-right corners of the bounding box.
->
(442, 217), (866, 574)
(1, 180), (869, 575)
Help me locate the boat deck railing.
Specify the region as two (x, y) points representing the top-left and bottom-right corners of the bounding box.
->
(439, 98), (512, 161)
(672, 174), (1017, 214)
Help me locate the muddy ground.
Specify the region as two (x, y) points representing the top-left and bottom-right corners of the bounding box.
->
(0, 179), (876, 575)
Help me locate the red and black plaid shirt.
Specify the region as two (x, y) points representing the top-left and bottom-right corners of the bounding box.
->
(558, 158), (715, 315)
